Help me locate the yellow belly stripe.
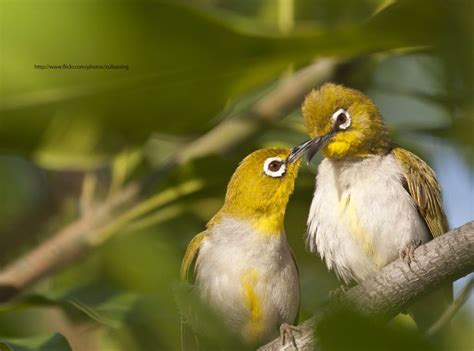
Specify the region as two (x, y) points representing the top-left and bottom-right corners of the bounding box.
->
(339, 194), (375, 258)
(240, 269), (262, 341)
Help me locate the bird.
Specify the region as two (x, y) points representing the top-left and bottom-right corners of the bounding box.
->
(180, 147), (301, 348)
(288, 83), (450, 330)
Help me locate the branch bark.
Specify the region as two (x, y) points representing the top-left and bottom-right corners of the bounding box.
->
(259, 221), (474, 351)
(0, 58), (340, 303)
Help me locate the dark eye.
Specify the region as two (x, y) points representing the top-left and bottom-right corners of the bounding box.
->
(268, 160), (282, 172)
(263, 157), (286, 177)
(331, 108), (351, 130)
(336, 112), (347, 125)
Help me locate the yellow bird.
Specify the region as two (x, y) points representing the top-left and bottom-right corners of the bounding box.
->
(181, 148), (301, 347)
(288, 83), (450, 330)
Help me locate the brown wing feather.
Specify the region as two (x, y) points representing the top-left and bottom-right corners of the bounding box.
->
(392, 147), (448, 238)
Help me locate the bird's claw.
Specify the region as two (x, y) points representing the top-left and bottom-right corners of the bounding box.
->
(279, 323), (300, 350)
(399, 239), (422, 267)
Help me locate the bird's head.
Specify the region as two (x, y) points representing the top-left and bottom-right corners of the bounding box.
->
(218, 147), (301, 234)
(290, 83), (390, 162)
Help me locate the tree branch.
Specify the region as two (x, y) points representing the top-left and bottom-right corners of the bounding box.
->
(0, 58), (340, 303)
(259, 221), (474, 351)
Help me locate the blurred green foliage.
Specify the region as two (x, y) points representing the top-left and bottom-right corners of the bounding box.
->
(0, 333), (72, 351)
(0, 0), (472, 350)
(316, 307), (439, 351)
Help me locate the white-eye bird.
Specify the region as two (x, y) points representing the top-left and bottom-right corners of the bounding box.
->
(288, 83), (450, 330)
(180, 148), (301, 347)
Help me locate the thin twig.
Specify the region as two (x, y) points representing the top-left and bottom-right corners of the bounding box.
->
(426, 277), (474, 336)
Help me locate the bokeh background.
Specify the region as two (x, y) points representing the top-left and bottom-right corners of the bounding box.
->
(0, 0), (472, 350)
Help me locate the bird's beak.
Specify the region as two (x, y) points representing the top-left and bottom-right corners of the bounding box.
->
(287, 133), (334, 164)
(286, 139), (313, 164)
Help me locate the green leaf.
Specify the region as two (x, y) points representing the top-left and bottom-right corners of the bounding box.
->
(0, 285), (140, 329)
(0, 333), (72, 351)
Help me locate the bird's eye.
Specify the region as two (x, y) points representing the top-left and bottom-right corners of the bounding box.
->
(269, 160), (282, 171)
(336, 113), (346, 124)
(263, 157), (286, 178)
(331, 108), (351, 130)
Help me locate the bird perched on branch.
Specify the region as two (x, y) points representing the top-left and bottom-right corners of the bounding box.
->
(288, 83), (450, 330)
(180, 148), (301, 348)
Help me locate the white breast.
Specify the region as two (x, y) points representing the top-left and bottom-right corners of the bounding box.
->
(195, 217), (299, 344)
(307, 154), (431, 284)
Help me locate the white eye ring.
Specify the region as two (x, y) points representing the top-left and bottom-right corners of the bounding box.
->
(263, 157), (286, 178)
(331, 108), (351, 130)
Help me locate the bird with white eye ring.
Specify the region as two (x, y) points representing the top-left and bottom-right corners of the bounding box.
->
(287, 82), (450, 332)
(180, 147), (302, 349)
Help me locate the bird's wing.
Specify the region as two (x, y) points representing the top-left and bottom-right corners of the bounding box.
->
(180, 231), (207, 351)
(180, 231), (207, 282)
(392, 147), (448, 238)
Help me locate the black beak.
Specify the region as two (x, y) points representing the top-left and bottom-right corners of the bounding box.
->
(287, 133), (334, 164)
(286, 139), (313, 163)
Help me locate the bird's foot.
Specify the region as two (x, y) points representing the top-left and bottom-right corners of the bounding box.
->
(329, 284), (348, 301)
(399, 239), (422, 267)
(279, 323), (300, 350)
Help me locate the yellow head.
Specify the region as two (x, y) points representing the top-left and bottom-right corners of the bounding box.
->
(212, 147), (301, 235)
(301, 83), (390, 159)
